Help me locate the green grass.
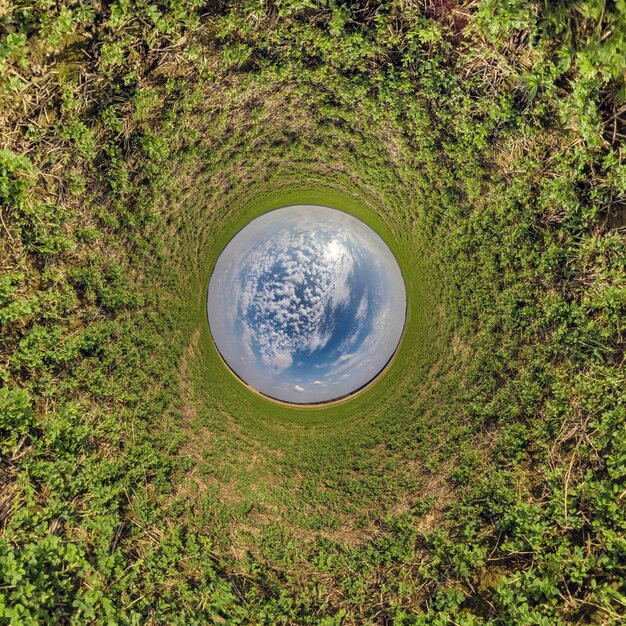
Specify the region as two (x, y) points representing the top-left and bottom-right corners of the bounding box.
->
(196, 183), (437, 425)
(1, 1), (625, 624)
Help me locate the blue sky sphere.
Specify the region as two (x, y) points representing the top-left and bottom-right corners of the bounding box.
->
(207, 205), (406, 403)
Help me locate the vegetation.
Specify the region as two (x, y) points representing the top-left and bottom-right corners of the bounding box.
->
(1, 0), (625, 624)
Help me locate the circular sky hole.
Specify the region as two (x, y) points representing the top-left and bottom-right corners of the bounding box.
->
(207, 205), (406, 404)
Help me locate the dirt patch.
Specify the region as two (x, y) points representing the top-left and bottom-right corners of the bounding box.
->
(427, 0), (470, 40)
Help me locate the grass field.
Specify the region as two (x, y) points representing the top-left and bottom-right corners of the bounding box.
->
(1, 1), (625, 624)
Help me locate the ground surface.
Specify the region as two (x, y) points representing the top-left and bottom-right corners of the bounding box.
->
(1, 1), (625, 624)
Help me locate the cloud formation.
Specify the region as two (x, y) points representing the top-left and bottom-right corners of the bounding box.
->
(238, 228), (355, 372)
(208, 205), (406, 403)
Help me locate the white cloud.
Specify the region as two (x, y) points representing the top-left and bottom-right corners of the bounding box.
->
(235, 223), (356, 371)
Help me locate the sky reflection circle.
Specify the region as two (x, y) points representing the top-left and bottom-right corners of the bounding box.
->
(207, 205), (406, 404)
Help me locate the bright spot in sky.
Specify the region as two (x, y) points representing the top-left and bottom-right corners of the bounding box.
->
(207, 205), (406, 403)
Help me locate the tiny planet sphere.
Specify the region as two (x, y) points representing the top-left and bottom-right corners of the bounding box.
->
(207, 205), (406, 403)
